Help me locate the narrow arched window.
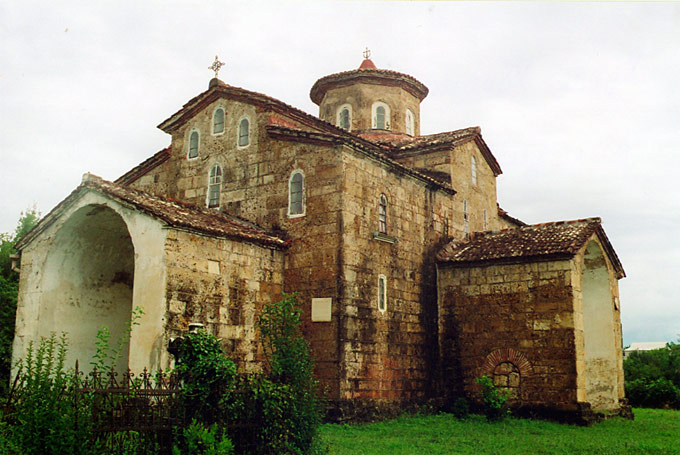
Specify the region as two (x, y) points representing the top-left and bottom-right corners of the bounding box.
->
(376, 106), (386, 129)
(288, 170), (305, 217)
(213, 108), (225, 135)
(238, 118), (250, 147)
(483, 209), (488, 230)
(464, 200), (469, 238)
(471, 156), (478, 185)
(405, 109), (414, 136)
(378, 274), (387, 313)
(378, 194), (387, 234)
(372, 102), (390, 130)
(188, 131), (199, 159)
(339, 108), (350, 130)
(208, 164), (222, 208)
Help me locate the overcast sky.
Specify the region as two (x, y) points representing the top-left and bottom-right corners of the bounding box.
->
(1, 1), (678, 346)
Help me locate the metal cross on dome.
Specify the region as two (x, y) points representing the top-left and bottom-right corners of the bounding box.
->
(209, 56), (225, 78)
(363, 47), (371, 60)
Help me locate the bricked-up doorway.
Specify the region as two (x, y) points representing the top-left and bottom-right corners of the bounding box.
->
(581, 240), (619, 410)
(39, 204), (134, 374)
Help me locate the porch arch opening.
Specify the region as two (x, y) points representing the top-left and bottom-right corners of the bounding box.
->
(39, 204), (135, 374)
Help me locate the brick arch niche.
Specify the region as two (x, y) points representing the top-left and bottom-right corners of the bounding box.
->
(480, 348), (532, 400)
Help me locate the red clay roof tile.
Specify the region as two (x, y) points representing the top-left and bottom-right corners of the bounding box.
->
(16, 174), (287, 250)
(437, 218), (624, 278)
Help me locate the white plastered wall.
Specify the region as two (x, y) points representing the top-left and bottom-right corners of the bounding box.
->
(12, 190), (169, 375)
(574, 239), (620, 411)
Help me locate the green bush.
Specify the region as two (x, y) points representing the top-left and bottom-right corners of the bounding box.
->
(624, 342), (680, 409)
(174, 330), (237, 424)
(625, 378), (680, 409)
(451, 397), (470, 419)
(475, 376), (510, 421)
(173, 419), (233, 455)
(1, 333), (94, 455)
(257, 293), (321, 453)
(0, 275), (18, 396)
(220, 293), (322, 454)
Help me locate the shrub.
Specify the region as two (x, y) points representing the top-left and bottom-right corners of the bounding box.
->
(1, 333), (94, 455)
(173, 419), (233, 455)
(451, 397), (470, 419)
(626, 377), (680, 409)
(222, 293), (322, 454)
(174, 330), (237, 424)
(624, 342), (680, 409)
(257, 293), (321, 453)
(475, 376), (510, 421)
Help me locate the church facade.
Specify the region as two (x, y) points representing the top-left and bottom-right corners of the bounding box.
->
(12, 55), (629, 421)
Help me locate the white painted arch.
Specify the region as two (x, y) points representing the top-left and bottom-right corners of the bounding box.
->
(13, 190), (169, 374)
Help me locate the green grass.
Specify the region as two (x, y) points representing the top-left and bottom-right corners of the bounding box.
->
(318, 408), (680, 454)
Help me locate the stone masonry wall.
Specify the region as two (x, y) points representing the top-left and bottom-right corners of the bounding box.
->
(163, 229), (284, 373)
(393, 140), (502, 235)
(438, 259), (581, 411)
(337, 148), (455, 404)
(318, 83), (421, 136)
(127, 95), (347, 398)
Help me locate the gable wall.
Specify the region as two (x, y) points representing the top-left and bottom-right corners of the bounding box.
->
(438, 259), (580, 411)
(394, 141), (501, 236)
(13, 192), (169, 374)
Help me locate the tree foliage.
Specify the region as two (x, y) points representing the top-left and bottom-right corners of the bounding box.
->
(624, 341), (680, 408)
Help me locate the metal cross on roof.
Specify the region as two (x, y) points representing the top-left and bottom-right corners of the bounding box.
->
(363, 47), (371, 60)
(208, 55), (225, 78)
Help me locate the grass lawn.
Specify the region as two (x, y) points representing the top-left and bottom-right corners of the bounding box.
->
(318, 408), (680, 454)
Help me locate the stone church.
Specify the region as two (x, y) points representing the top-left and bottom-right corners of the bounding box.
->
(12, 54), (629, 421)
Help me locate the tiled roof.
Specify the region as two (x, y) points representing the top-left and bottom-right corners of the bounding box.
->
(16, 174), (287, 251)
(266, 125), (456, 195)
(115, 147), (171, 185)
(437, 218), (625, 278)
(158, 78), (357, 138)
(391, 127), (503, 177)
(310, 67), (429, 105)
(497, 205), (526, 227)
(392, 127), (481, 151)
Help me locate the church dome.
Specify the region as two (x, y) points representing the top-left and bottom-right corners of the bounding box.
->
(310, 55), (428, 137)
(310, 60), (429, 106)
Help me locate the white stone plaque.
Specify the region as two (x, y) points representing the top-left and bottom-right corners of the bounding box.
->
(311, 297), (332, 322)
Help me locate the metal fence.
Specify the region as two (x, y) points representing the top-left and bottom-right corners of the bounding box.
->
(76, 363), (182, 454)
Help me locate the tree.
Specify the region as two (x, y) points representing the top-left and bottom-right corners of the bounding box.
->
(0, 207), (40, 280)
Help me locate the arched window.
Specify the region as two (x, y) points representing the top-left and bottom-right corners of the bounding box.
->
(471, 156), (477, 185)
(238, 118), (250, 147)
(463, 200), (469, 238)
(483, 209), (488, 230)
(288, 170), (305, 217)
(378, 274), (387, 313)
(376, 106), (386, 129)
(337, 105), (351, 131)
(212, 108), (225, 135)
(378, 194), (387, 234)
(372, 102), (390, 130)
(188, 130), (199, 159)
(207, 164), (222, 208)
(405, 109), (414, 136)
